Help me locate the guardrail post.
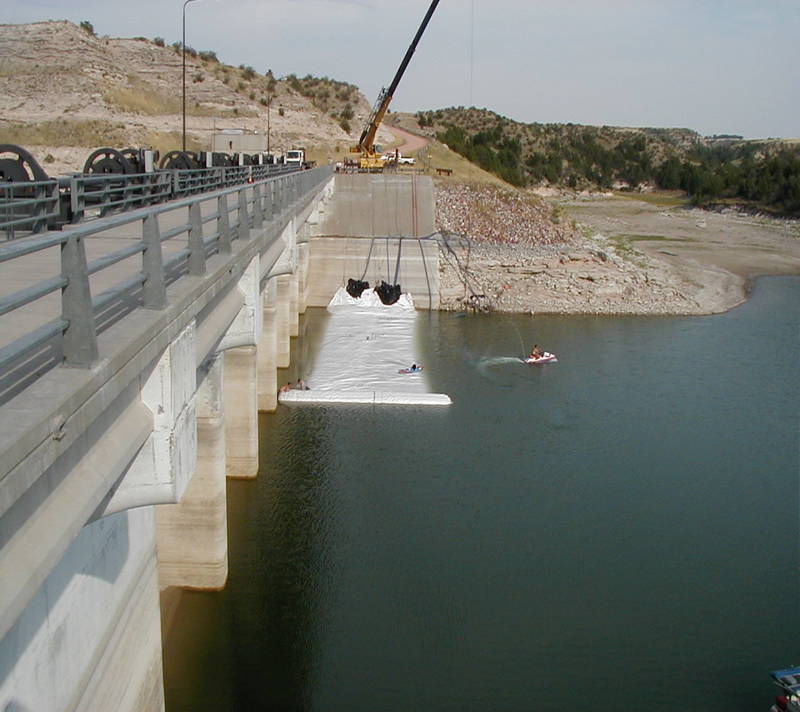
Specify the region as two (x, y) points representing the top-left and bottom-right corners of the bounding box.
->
(142, 213), (167, 309)
(70, 176), (84, 224)
(99, 179), (112, 217)
(237, 188), (250, 241)
(270, 180), (277, 220)
(61, 233), (98, 367)
(188, 201), (206, 275)
(46, 181), (59, 231)
(217, 193), (232, 254)
(30, 183), (45, 234)
(252, 183), (263, 230)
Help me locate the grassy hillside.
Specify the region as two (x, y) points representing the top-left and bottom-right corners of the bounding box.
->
(408, 108), (800, 214)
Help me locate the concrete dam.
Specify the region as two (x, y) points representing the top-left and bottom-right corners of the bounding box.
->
(0, 170), (441, 711)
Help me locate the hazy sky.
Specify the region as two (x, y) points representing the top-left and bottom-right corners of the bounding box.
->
(3, 0), (798, 138)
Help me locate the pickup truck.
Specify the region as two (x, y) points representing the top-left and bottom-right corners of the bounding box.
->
(382, 152), (415, 165)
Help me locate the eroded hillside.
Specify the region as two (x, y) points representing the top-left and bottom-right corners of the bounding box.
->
(0, 20), (394, 173)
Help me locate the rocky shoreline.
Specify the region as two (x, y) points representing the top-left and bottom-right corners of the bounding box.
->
(437, 238), (710, 316)
(434, 183), (800, 316)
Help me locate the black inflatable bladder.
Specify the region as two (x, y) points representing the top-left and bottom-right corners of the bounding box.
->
(375, 281), (402, 305)
(346, 278), (370, 299)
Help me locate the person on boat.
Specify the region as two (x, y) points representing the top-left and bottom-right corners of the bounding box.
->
(296, 379), (309, 390)
(529, 345), (543, 359)
(279, 382), (292, 393)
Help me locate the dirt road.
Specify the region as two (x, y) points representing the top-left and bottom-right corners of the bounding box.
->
(386, 124), (429, 154)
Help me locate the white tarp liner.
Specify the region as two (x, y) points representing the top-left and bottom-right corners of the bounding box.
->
(279, 391), (452, 406)
(279, 287), (451, 406)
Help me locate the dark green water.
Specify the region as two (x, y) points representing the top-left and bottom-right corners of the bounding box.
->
(164, 276), (799, 712)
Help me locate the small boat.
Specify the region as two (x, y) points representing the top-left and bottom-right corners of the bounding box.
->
(525, 352), (558, 364)
(770, 667), (800, 711)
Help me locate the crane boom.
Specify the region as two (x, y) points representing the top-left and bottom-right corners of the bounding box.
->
(354, 0), (441, 167)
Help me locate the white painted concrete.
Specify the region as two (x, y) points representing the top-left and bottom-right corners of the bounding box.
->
(257, 281), (278, 413)
(99, 323), (198, 517)
(0, 507), (164, 712)
(223, 346), (259, 478)
(156, 355), (228, 590)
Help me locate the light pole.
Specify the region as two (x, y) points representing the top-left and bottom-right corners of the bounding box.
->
(182, 0), (200, 152)
(266, 94), (271, 154)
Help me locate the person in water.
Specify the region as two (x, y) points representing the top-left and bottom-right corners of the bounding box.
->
(399, 364), (423, 373)
(529, 345), (543, 359)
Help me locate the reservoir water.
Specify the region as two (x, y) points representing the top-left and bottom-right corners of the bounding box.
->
(164, 276), (799, 711)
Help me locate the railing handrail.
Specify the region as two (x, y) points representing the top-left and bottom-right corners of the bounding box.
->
(1, 162), (300, 238)
(0, 166), (332, 391)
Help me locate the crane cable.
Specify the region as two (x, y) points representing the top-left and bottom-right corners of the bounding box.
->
(359, 238), (375, 282)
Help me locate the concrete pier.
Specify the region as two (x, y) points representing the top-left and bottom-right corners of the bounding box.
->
(257, 281), (279, 413)
(223, 346), (259, 478)
(275, 275), (292, 368)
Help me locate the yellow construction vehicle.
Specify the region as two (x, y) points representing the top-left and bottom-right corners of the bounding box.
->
(351, 0), (441, 170)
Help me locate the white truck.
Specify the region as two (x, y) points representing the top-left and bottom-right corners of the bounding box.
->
(381, 150), (416, 165)
(284, 147), (315, 169)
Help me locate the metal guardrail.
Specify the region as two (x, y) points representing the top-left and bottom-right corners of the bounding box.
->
(0, 165), (332, 400)
(1, 163), (298, 239)
(1, 180), (61, 240)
